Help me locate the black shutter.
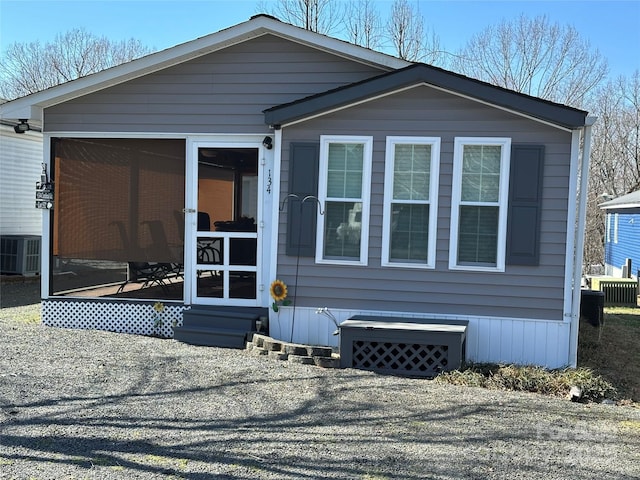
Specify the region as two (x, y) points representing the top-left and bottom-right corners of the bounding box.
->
(286, 142), (320, 257)
(506, 145), (545, 266)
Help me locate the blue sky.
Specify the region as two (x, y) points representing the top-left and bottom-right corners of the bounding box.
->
(1, 0), (638, 79)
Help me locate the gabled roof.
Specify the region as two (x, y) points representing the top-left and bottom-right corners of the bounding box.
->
(0, 14), (409, 126)
(264, 63), (589, 130)
(599, 190), (640, 209)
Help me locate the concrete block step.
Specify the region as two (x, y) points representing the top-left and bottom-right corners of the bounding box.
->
(313, 356), (340, 368)
(268, 351), (288, 360)
(244, 334), (340, 368)
(287, 355), (315, 365)
(245, 342), (268, 355)
(281, 343), (333, 357)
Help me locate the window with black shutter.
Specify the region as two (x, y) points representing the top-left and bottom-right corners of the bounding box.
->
(286, 142), (320, 257)
(506, 144), (545, 266)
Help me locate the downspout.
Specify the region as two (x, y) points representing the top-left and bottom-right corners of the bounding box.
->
(268, 127), (283, 293)
(42, 134), (52, 301)
(567, 116), (597, 367)
(40, 108), (51, 302)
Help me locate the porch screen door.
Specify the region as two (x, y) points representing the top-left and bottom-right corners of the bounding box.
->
(191, 144), (260, 306)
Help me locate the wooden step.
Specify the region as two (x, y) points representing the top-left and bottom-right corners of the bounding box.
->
(174, 306), (268, 349)
(181, 306), (263, 331)
(173, 325), (249, 349)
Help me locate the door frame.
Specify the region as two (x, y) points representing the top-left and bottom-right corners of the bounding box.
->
(185, 135), (274, 307)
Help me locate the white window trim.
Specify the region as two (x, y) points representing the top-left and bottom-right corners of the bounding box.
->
(449, 137), (511, 272)
(381, 136), (440, 269)
(606, 213), (611, 243)
(316, 135), (373, 266)
(614, 213), (619, 244)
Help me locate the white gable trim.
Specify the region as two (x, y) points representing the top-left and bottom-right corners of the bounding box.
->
(0, 15), (409, 124)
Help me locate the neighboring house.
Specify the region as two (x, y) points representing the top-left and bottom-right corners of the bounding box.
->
(0, 121), (43, 236)
(0, 15), (594, 369)
(600, 190), (640, 278)
(0, 117), (43, 275)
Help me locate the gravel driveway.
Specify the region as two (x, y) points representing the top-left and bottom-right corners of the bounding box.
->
(0, 285), (639, 479)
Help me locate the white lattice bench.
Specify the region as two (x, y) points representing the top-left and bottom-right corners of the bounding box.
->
(339, 316), (468, 377)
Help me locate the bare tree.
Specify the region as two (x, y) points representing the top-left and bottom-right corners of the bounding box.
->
(386, 0), (443, 64)
(450, 15), (608, 107)
(257, 0), (343, 34)
(0, 28), (152, 100)
(583, 71), (640, 270)
(344, 0), (383, 50)
(590, 75), (640, 196)
(387, 0), (424, 61)
(420, 28), (445, 66)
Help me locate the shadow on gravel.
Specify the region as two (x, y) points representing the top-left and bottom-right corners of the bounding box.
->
(0, 279), (41, 308)
(0, 373), (634, 479)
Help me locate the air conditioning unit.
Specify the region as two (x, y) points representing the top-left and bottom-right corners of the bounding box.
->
(0, 235), (41, 276)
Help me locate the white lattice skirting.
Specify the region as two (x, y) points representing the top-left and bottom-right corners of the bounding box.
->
(42, 300), (187, 338)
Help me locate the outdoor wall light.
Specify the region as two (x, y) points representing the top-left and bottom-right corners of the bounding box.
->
(14, 119), (30, 134)
(262, 136), (273, 150)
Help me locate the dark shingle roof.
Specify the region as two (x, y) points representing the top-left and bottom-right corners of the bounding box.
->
(264, 63), (588, 129)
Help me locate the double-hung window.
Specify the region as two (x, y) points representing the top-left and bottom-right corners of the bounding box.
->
(316, 135), (372, 265)
(382, 137), (440, 268)
(449, 137), (511, 271)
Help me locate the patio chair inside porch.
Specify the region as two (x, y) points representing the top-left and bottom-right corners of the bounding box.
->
(197, 211), (222, 266)
(117, 261), (173, 293)
(112, 220), (183, 294)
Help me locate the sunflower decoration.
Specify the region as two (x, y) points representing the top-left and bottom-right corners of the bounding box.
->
(152, 302), (165, 328)
(270, 279), (291, 312)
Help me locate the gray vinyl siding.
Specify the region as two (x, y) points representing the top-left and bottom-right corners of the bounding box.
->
(44, 34), (386, 133)
(277, 85), (573, 321)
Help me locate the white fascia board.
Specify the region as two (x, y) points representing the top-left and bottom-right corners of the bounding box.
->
(600, 202), (640, 210)
(0, 15), (408, 123)
(0, 104), (44, 124)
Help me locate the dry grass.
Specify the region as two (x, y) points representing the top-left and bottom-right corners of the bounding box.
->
(437, 306), (640, 404)
(436, 364), (617, 402)
(578, 306), (640, 403)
